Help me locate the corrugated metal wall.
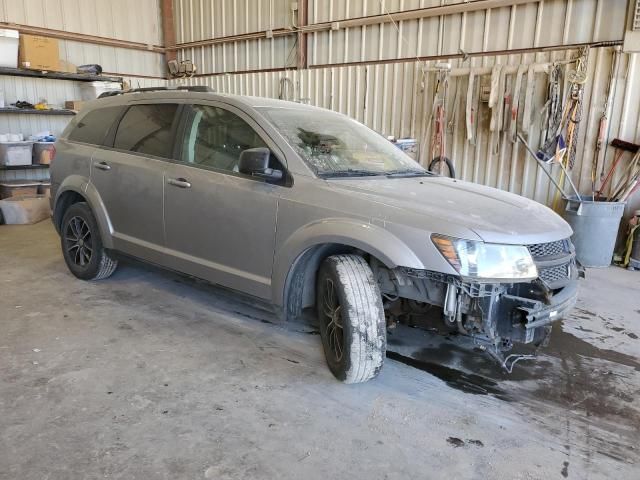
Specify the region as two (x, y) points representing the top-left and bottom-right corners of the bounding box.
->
(0, 0), (166, 182)
(171, 0), (640, 216)
(0, 0), (165, 77)
(307, 0), (626, 65)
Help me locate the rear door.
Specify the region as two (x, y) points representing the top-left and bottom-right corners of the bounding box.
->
(90, 102), (181, 264)
(162, 103), (286, 299)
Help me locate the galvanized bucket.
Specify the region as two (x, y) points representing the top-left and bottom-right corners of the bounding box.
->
(563, 196), (626, 268)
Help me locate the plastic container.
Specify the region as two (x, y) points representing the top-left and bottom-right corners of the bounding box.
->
(563, 196), (626, 268)
(38, 182), (51, 198)
(79, 81), (122, 100)
(0, 180), (40, 199)
(395, 138), (419, 160)
(0, 29), (19, 68)
(33, 142), (56, 164)
(0, 141), (34, 166)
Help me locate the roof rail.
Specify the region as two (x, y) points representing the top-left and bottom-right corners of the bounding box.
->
(98, 85), (215, 99)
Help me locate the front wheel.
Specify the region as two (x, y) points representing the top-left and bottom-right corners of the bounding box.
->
(317, 254), (386, 383)
(60, 202), (118, 280)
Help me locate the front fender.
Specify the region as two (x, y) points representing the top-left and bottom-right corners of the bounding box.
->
(271, 218), (424, 306)
(54, 177), (114, 249)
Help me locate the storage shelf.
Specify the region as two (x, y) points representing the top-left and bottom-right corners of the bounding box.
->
(0, 66), (123, 83)
(0, 108), (75, 116)
(0, 164), (50, 170)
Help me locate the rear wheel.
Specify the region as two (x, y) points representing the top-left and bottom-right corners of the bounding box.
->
(61, 202), (118, 280)
(316, 254), (386, 383)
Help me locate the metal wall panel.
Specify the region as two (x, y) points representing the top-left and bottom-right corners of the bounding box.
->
(0, 0), (165, 77)
(0, 75), (168, 138)
(308, 0), (627, 66)
(172, 46), (639, 214)
(178, 35), (299, 73)
(174, 0), (292, 42)
(0, 0), (162, 44)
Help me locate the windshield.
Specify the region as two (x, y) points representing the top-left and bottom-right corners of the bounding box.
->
(258, 107), (428, 177)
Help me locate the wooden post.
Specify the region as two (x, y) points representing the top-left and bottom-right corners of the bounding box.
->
(161, 0), (177, 64)
(297, 0), (308, 70)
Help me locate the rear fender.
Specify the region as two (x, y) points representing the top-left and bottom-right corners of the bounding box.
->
(54, 176), (114, 249)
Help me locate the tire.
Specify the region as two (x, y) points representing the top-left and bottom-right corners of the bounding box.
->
(60, 202), (118, 280)
(316, 254), (386, 383)
(428, 156), (456, 178)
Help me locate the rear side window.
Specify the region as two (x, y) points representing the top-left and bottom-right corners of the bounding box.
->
(113, 104), (179, 158)
(67, 106), (124, 145)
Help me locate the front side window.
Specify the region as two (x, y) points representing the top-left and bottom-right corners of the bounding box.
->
(180, 105), (269, 172)
(67, 106), (124, 146)
(259, 107), (428, 178)
(113, 104), (179, 158)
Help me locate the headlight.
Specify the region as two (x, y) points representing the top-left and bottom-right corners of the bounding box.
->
(431, 234), (538, 281)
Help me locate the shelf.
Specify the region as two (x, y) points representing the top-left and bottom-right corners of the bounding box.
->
(0, 164), (50, 170)
(0, 66), (123, 83)
(0, 108), (75, 116)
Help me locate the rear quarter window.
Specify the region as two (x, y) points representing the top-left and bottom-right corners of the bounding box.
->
(113, 104), (179, 159)
(67, 106), (125, 146)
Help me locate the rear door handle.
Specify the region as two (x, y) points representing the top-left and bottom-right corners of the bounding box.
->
(95, 161), (111, 171)
(167, 177), (191, 189)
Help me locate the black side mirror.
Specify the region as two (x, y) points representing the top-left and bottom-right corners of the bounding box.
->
(238, 147), (283, 182)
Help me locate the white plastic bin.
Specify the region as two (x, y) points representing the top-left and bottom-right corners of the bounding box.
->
(79, 81), (122, 100)
(0, 141), (34, 166)
(0, 29), (19, 68)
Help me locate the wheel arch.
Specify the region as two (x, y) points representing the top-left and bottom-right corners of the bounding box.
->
(273, 219), (425, 321)
(53, 177), (114, 249)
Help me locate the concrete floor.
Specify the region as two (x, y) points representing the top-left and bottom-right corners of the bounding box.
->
(1, 221), (639, 480)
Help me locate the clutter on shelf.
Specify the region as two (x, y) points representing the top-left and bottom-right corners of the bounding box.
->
(0, 131), (56, 168)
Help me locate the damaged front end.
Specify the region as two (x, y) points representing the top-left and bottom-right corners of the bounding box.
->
(373, 238), (581, 370)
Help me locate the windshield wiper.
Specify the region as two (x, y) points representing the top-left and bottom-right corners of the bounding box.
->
(385, 169), (433, 177)
(320, 169), (385, 178)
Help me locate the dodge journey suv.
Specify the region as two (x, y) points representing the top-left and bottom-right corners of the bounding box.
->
(51, 86), (579, 383)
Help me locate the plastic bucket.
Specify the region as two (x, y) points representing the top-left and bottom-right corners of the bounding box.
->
(563, 196), (625, 268)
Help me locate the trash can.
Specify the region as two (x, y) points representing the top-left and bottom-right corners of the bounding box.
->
(563, 196), (626, 268)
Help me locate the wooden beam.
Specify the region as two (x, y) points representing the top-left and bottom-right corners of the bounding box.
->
(297, 0), (309, 70)
(0, 22), (164, 53)
(161, 0), (177, 62)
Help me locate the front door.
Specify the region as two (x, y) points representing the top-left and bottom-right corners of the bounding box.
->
(162, 103), (284, 299)
(90, 103), (180, 264)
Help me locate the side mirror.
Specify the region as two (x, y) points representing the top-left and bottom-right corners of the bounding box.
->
(238, 147), (283, 182)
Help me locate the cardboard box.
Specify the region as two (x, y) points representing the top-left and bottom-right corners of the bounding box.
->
(19, 34), (60, 71)
(0, 195), (50, 224)
(0, 181), (40, 199)
(65, 100), (85, 111)
(59, 59), (76, 74)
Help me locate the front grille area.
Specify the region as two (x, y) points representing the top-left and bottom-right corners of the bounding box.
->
(528, 240), (568, 258)
(539, 262), (571, 286)
(527, 239), (573, 289)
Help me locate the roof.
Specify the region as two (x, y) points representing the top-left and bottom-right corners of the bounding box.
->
(89, 87), (327, 114)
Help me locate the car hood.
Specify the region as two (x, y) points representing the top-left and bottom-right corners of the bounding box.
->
(326, 176), (573, 245)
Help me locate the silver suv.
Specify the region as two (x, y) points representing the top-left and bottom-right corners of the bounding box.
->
(51, 87), (579, 383)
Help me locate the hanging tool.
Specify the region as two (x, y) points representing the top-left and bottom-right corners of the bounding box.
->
(522, 64), (536, 131)
(596, 139), (639, 200)
(427, 63), (452, 176)
(609, 150), (640, 202)
(539, 64), (563, 151)
(551, 47), (589, 211)
(509, 65), (528, 142)
(465, 69), (476, 144)
(517, 132), (582, 201)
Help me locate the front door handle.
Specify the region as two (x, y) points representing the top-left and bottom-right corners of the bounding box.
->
(167, 177), (191, 189)
(95, 161), (111, 171)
